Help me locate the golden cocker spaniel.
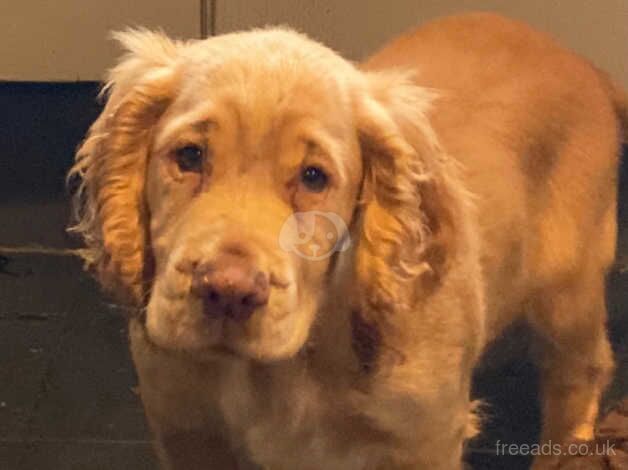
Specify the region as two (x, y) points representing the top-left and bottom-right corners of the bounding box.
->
(69, 12), (627, 470)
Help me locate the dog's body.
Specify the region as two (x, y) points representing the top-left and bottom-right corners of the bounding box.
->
(71, 13), (626, 470)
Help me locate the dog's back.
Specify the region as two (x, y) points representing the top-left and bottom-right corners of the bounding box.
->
(364, 12), (624, 334)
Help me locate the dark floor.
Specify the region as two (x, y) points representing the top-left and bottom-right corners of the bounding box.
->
(0, 81), (627, 469)
(0, 203), (157, 469)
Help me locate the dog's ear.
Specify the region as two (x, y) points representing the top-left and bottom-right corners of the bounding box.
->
(353, 71), (468, 358)
(69, 29), (180, 305)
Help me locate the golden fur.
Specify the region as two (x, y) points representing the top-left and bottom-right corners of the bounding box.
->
(69, 13), (626, 470)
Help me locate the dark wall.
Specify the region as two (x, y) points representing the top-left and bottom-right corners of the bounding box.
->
(0, 82), (102, 201)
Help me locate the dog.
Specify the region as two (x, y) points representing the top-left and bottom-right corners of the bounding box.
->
(69, 12), (627, 469)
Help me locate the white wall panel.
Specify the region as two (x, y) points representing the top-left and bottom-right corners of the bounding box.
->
(2, 1), (625, 87)
(216, 0), (628, 88)
(1, 1), (199, 81)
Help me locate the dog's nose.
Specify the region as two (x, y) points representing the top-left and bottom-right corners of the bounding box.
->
(191, 253), (269, 321)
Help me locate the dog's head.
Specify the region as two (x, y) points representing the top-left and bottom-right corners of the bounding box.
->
(70, 28), (461, 362)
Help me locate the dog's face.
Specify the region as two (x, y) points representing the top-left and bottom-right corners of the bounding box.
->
(144, 54), (363, 359)
(71, 28), (451, 363)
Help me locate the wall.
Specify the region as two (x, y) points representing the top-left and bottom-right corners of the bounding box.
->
(0, 0), (199, 81)
(2, 1), (626, 87)
(216, 0), (628, 88)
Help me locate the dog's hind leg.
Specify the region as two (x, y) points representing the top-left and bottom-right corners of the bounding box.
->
(528, 262), (615, 468)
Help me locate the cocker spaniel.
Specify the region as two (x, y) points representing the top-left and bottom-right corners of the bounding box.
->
(69, 12), (627, 470)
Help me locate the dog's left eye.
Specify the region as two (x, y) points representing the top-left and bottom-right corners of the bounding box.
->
(174, 145), (204, 173)
(300, 166), (329, 192)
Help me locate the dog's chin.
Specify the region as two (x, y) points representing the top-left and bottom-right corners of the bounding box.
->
(143, 312), (226, 358)
(144, 303), (315, 363)
(226, 328), (311, 363)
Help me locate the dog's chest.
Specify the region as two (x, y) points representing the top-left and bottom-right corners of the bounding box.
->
(216, 360), (386, 470)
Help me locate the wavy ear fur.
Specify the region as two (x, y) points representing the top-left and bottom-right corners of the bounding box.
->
(68, 30), (180, 305)
(353, 71), (471, 363)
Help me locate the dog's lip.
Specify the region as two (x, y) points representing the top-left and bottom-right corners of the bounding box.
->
(269, 272), (291, 289)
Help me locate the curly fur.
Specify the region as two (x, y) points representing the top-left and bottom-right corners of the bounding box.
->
(69, 31), (180, 302)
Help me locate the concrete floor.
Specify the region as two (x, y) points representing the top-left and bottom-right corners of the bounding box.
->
(1, 199), (626, 470)
(0, 201), (157, 469)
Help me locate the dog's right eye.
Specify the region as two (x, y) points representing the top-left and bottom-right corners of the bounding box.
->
(300, 165), (329, 192)
(174, 145), (204, 173)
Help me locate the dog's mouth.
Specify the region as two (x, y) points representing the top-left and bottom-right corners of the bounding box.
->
(143, 267), (306, 362)
(141, 313), (246, 362)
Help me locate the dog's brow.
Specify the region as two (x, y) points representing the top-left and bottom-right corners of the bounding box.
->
(300, 130), (348, 184)
(155, 114), (216, 153)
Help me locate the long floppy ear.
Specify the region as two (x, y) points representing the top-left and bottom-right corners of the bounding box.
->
(68, 30), (180, 305)
(353, 71), (471, 363)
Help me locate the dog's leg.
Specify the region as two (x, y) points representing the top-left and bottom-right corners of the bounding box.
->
(528, 271), (614, 468)
(129, 320), (244, 469)
(365, 384), (475, 470)
(397, 414), (469, 470)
